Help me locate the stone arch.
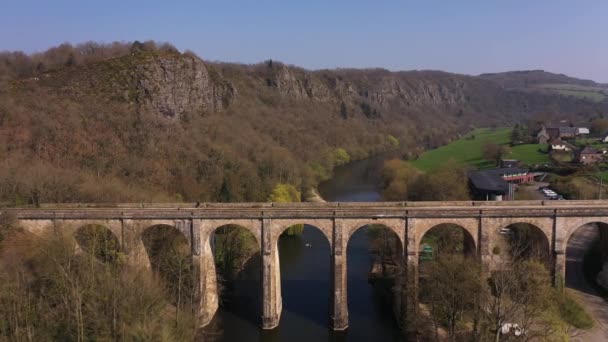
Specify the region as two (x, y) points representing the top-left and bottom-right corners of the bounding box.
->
(418, 222), (477, 257)
(201, 219), (262, 249)
(346, 222), (405, 266)
(141, 224), (192, 271)
(270, 219), (333, 249)
(342, 218), (405, 252)
(562, 219), (608, 291)
(74, 223), (121, 263)
(209, 222), (261, 275)
(483, 217), (552, 260)
(197, 219), (263, 326)
(411, 218), (478, 255)
(344, 221), (405, 327)
(559, 217), (608, 253)
(498, 221), (552, 268)
(140, 223), (195, 311)
(271, 219), (333, 328)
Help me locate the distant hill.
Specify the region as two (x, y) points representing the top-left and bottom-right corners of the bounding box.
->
(1, 42), (607, 204)
(479, 70), (608, 102)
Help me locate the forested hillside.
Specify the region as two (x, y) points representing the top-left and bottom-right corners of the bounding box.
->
(480, 70), (608, 103)
(1, 41), (606, 205)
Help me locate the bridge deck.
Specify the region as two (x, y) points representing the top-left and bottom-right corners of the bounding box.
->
(3, 200), (608, 219)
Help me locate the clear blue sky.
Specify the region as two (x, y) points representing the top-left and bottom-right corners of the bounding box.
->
(2, 1), (607, 82)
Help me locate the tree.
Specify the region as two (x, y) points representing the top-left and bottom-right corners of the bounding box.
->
(424, 255), (481, 341)
(511, 124), (527, 144)
(590, 119), (608, 135)
(407, 161), (470, 201)
(0, 227), (196, 340)
(483, 261), (559, 342)
(334, 148), (351, 166)
(380, 159), (420, 200)
(482, 141), (511, 166)
(268, 184), (303, 235)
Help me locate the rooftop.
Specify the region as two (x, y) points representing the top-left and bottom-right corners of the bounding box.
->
(468, 167), (529, 193)
(579, 146), (600, 154)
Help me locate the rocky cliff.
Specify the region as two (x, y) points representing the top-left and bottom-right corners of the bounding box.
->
(2, 44), (607, 203)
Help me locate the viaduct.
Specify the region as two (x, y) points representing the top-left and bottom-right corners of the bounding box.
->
(2, 200), (608, 331)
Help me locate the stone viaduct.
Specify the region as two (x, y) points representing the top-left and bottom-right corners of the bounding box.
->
(3, 200), (608, 331)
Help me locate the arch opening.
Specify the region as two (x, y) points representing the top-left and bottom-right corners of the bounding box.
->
(277, 224), (331, 332)
(500, 223), (551, 269)
(346, 224), (404, 337)
(565, 221), (608, 294)
(141, 225), (194, 309)
(74, 224), (121, 264)
(417, 223), (480, 340)
(419, 223), (476, 260)
(208, 224), (261, 328)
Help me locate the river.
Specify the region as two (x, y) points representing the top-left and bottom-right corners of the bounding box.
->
(201, 156), (405, 341)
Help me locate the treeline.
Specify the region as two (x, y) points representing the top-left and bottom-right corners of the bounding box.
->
(417, 256), (592, 341)
(0, 215), (197, 341)
(381, 160), (471, 201)
(0, 40), (178, 89)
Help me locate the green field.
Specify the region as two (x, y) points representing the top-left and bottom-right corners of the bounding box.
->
(410, 128), (550, 172)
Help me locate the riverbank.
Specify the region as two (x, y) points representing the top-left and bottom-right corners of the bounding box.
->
(304, 189), (326, 203)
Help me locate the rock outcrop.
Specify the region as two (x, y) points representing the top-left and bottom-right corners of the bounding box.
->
(133, 54), (237, 118)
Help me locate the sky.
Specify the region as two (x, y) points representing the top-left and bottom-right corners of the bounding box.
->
(1, 1), (607, 82)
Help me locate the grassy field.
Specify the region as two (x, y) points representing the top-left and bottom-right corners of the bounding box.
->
(410, 128), (550, 172)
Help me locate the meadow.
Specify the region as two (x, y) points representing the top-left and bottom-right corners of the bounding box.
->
(410, 128), (550, 172)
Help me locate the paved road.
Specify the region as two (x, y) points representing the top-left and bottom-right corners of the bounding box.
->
(565, 224), (608, 341)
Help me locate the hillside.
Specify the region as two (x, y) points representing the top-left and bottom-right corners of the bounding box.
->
(480, 70), (608, 102)
(0, 42), (607, 205)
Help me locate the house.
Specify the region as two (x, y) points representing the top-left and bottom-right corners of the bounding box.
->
(550, 138), (576, 151)
(557, 127), (578, 139)
(469, 167), (534, 201)
(536, 126), (550, 144)
(577, 127), (590, 135)
(577, 146), (603, 165)
(500, 159), (520, 168)
(545, 125), (583, 139)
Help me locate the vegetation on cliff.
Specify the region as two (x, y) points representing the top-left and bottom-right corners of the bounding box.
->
(1, 41), (606, 206)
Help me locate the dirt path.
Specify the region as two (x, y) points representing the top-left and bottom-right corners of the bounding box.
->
(566, 225), (608, 341)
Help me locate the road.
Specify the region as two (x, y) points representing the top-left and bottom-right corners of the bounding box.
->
(565, 224), (608, 341)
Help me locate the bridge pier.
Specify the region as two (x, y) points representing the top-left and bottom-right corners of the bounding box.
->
(330, 253), (348, 330)
(122, 220), (152, 269)
(262, 219), (282, 329)
(197, 220), (219, 327)
(403, 251), (419, 335)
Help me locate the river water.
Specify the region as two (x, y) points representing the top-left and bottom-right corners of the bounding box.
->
(202, 156), (405, 341)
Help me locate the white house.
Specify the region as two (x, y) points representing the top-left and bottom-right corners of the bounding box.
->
(576, 127), (590, 135)
(550, 138), (575, 151)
